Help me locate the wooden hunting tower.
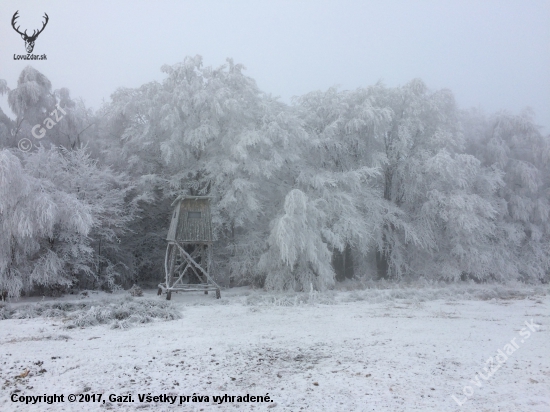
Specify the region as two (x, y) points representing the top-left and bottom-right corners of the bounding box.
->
(158, 196), (221, 300)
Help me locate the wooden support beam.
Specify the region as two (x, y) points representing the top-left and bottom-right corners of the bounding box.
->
(175, 243), (221, 290)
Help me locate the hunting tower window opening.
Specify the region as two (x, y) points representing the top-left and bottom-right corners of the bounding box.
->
(188, 211), (201, 219)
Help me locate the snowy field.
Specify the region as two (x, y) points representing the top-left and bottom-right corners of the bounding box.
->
(1, 283), (549, 412)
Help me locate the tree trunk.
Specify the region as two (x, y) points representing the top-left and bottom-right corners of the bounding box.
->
(377, 165), (394, 280)
(375, 250), (389, 279)
(376, 225), (391, 279)
(333, 243), (354, 281)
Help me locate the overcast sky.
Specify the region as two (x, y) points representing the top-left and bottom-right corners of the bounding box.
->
(1, 0), (549, 131)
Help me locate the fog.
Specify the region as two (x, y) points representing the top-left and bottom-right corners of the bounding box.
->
(1, 0), (549, 131)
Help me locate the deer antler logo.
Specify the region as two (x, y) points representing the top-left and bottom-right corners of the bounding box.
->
(11, 11), (49, 54)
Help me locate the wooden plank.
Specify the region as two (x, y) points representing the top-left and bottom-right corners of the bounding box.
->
(175, 198), (212, 242)
(166, 202), (181, 241)
(175, 243), (221, 289)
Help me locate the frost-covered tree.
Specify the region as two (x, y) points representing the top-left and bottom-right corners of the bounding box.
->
(30, 147), (140, 290)
(289, 86), (392, 280)
(100, 56), (304, 284)
(4, 58), (540, 294)
(258, 160), (383, 291)
(0, 149), (91, 297)
(0, 79), (8, 95)
(363, 79), (464, 278)
(6, 67), (96, 150)
(0, 79), (14, 148)
(406, 149), (521, 280)
(463, 108), (550, 281)
(52, 87), (97, 149)
(288, 80), (518, 282)
(0, 147), (138, 297)
(256, 86), (389, 290)
(7, 66), (56, 144)
(259, 189), (336, 290)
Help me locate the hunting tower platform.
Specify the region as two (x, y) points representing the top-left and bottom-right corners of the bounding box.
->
(157, 196), (221, 300)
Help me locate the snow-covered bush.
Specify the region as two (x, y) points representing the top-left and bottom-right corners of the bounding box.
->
(0, 302), (14, 320)
(244, 289), (336, 307)
(128, 284), (143, 297)
(66, 297), (181, 329)
(0, 296), (181, 328)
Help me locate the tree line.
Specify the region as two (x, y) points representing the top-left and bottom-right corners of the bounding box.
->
(1, 56), (549, 298)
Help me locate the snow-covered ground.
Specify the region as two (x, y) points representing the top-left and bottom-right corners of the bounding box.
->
(1, 284), (549, 411)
